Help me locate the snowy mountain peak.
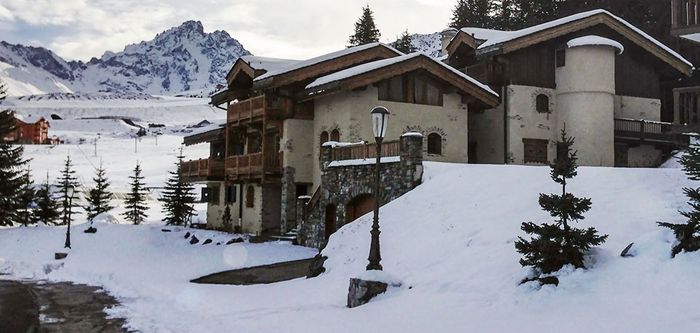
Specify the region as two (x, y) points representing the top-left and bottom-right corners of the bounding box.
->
(0, 21), (251, 96)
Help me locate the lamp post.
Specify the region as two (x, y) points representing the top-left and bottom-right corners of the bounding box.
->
(367, 106), (390, 271)
(64, 186), (74, 249)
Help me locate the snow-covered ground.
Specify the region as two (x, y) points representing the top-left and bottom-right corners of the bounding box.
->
(2, 159), (700, 332)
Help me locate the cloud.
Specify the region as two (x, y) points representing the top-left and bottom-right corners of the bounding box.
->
(0, 0), (455, 61)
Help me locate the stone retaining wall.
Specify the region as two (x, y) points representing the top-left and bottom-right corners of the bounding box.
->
(298, 134), (423, 249)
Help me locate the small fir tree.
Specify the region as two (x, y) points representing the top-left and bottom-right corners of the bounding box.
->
(56, 156), (81, 226)
(348, 5), (381, 47)
(658, 140), (700, 256)
(450, 0), (495, 29)
(515, 130), (608, 280)
(85, 162), (114, 223)
(35, 172), (60, 225)
(122, 162), (148, 225)
(161, 152), (196, 226)
(392, 30), (416, 54)
(222, 205), (233, 232)
(0, 78), (27, 226)
(17, 166), (36, 226)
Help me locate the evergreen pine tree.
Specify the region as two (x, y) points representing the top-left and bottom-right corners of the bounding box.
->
(515, 130), (608, 280)
(161, 152), (196, 226)
(85, 162), (114, 223)
(392, 30), (416, 54)
(493, 0), (523, 30)
(513, 0), (563, 27)
(56, 156), (81, 226)
(348, 5), (381, 47)
(658, 141), (700, 257)
(450, 0), (495, 29)
(222, 205), (233, 232)
(122, 162), (148, 225)
(0, 79), (27, 226)
(17, 166), (36, 226)
(35, 172), (60, 225)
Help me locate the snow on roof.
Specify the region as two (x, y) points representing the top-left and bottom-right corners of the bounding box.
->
(681, 33), (700, 44)
(184, 120), (226, 137)
(460, 9), (692, 68)
(14, 114), (46, 124)
(567, 35), (624, 54)
(305, 52), (499, 98)
(239, 55), (299, 73)
(254, 42), (402, 82)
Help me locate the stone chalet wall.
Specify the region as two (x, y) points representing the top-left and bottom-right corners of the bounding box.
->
(298, 134), (424, 249)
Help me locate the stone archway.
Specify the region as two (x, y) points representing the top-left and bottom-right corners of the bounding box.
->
(345, 194), (376, 224)
(324, 204), (337, 240)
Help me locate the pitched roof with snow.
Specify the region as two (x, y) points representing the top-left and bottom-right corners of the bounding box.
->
(239, 55), (299, 73)
(306, 52), (498, 97)
(303, 52), (500, 108)
(254, 42), (402, 82)
(459, 9), (692, 73)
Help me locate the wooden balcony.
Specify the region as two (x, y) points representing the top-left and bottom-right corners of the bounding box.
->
(181, 158), (225, 182)
(227, 94), (293, 126)
(671, 0), (700, 35)
(225, 151), (283, 182)
(614, 118), (689, 147)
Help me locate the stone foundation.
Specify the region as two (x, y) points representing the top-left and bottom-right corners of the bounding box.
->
(347, 278), (388, 308)
(298, 134), (423, 249)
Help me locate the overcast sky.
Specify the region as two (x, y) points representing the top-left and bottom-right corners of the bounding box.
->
(0, 0), (454, 62)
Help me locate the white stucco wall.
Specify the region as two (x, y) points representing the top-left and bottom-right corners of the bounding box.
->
(282, 118), (314, 184)
(504, 85), (559, 165)
(206, 182), (240, 230)
(614, 95), (662, 121)
(241, 183), (263, 234)
(555, 45), (617, 167)
(311, 86), (469, 187)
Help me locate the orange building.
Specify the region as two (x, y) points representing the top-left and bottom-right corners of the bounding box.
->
(5, 114), (51, 144)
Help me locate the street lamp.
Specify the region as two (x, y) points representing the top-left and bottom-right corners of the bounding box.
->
(367, 106), (390, 271)
(64, 186), (74, 249)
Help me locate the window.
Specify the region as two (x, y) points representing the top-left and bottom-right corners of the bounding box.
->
(427, 133), (442, 155)
(555, 49), (566, 67)
(224, 185), (236, 204)
(536, 94), (550, 113)
(330, 129), (340, 142)
(414, 75), (443, 106)
(378, 74), (444, 106)
(378, 76), (404, 102)
(201, 188), (210, 203)
(320, 131), (329, 145)
(523, 138), (548, 164)
(207, 185), (221, 205)
(245, 185), (255, 208)
(247, 132), (261, 154)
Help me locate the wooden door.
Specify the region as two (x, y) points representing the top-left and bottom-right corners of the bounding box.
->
(345, 194), (376, 224)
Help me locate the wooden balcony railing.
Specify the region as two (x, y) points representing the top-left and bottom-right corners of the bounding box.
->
(180, 158), (225, 181)
(614, 118), (688, 146)
(671, 0), (700, 35)
(227, 94), (293, 125)
(330, 140), (401, 162)
(225, 151), (283, 181)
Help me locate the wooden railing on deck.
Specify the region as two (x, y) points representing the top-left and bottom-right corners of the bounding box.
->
(330, 140), (401, 161)
(227, 94), (293, 124)
(614, 118), (678, 143)
(181, 158), (224, 180)
(225, 151), (283, 180)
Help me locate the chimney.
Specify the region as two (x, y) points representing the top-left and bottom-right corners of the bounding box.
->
(440, 28), (459, 57)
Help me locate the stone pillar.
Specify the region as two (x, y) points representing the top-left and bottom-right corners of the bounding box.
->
(295, 195), (311, 243)
(280, 166), (296, 233)
(400, 133), (424, 187)
(320, 144), (333, 171)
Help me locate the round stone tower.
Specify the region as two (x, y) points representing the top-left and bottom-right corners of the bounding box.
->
(555, 35), (624, 166)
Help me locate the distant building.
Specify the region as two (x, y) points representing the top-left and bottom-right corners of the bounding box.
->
(4, 114), (51, 144)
